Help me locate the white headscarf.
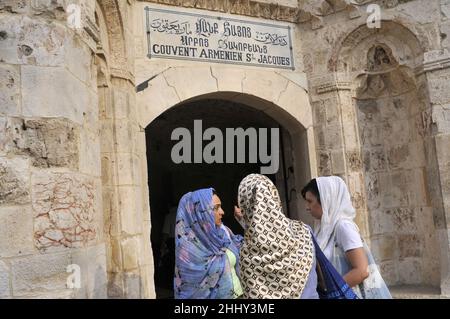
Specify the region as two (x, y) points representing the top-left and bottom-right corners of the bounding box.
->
(314, 176), (358, 259)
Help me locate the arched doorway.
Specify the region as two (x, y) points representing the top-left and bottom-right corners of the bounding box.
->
(145, 95), (310, 298)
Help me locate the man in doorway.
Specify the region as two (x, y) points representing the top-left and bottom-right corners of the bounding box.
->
(158, 205), (177, 291)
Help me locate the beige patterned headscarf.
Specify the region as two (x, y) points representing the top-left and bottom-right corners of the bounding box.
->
(238, 174), (314, 299)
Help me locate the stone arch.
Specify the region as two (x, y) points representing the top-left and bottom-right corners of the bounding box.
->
(137, 66), (313, 133)
(96, 0), (127, 71)
(136, 65), (318, 231)
(329, 20), (425, 74)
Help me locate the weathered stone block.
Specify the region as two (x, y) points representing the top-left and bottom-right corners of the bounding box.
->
(380, 172), (408, 208)
(79, 128), (101, 177)
(0, 206), (34, 258)
(107, 236), (123, 273)
(363, 147), (387, 172)
(356, 99), (381, 125)
(365, 173), (382, 211)
(398, 234), (422, 258)
(64, 36), (94, 87)
(387, 207), (418, 234)
(314, 125), (326, 149)
(121, 237), (139, 271)
(0, 64), (20, 116)
(4, 118), (79, 168)
(112, 89), (133, 121)
(330, 150), (345, 174)
(117, 153), (140, 186)
(427, 68), (450, 105)
(324, 124), (343, 150)
(398, 258), (423, 285)
(379, 96), (411, 121)
(431, 104), (450, 134)
(21, 66), (90, 124)
(0, 260), (10, 297)
(311, 100), (325, 125)
(339, 94), (355, 123)
(107, 272), (125, 298)
(369, 209), (394, 235)
(346, 150), (362, 171)
(32, 172), (97, 252)
(0, 117), (7, 156)
(118, 186), (142, 236)
(360, 125), (383, 147)
(370, 235), (396, 262)
(242, 71), (290, 105)
(136, 74), (181, 128)
(165, 67), (218, 102)
(124, 272), (141, 299)
(0, 15), (67, 66)
(387, 144), (410, 170)
(0, 0), (29, 14)
(382, 120), (411, 146)
(317, 150), (331, 175)
(342, 121), (359, 150)
(276, 81), (313, 128)
(379, 260), (398, 286)
(405, 168), (430, 206)
(11, 251), (73, 296)
(0, 156), (29, 205)
(100, 155), (115, 188)
(112, 119), (139, 154)
(86, 244), (107, 298)
(211, 66), (245, 92)
(347, 172), (365, 210)
(324, 98), (339, 124)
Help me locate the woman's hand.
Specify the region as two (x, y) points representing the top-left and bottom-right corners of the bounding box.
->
(234, 206), (243, 220)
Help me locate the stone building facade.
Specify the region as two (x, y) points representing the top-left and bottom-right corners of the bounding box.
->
(0, 0), (449, 298)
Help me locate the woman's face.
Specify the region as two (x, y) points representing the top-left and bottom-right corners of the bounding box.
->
(305, 191), (323, 220)
(212, 194), (225, 226)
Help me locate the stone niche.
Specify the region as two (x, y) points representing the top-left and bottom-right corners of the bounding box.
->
(354, 43), (439, 286)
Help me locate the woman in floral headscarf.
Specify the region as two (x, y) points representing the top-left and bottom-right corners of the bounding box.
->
(174, 188), (243, 299)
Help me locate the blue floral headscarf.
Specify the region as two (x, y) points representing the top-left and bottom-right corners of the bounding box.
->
(174, 188), (243, 299)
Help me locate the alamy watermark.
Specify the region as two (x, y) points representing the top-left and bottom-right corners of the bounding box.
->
(30, 1), (81, 29)
(367, 4), (381, 29)
(66, 264), (81, 289)
(171, 120), (279, 174)
(67, 3), (82, 29)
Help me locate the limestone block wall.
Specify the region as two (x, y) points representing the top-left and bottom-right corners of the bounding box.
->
(1, 0), (449, 299)
(95, 0), (156, 298)
(299, 0), (450, 292)
(427, 0), (450, 296)
(0, 0), (106, 298)
(132, 0), (317, 231)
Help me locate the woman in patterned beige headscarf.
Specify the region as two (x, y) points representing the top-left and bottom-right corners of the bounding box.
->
(237, 174), (317, 299)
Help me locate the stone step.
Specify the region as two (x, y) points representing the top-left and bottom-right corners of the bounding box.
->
(389, 285), (446, 299)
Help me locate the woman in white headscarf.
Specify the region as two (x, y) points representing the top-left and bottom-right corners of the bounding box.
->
(301, 176), (392, 299)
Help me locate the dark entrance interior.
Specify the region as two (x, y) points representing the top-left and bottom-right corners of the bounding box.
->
(145, 98), (295, 298)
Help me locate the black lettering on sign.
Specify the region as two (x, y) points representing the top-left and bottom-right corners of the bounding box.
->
(223, 21), (252, 38)
(153, 44), (197, 57)
(180, 35), (209, 47)
(195, 18), (219, 37)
